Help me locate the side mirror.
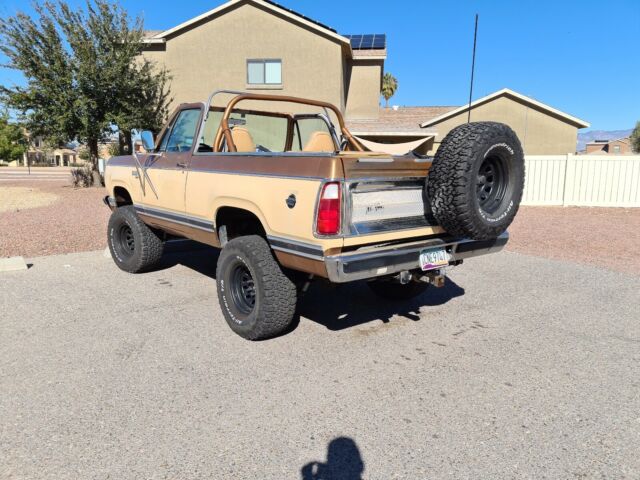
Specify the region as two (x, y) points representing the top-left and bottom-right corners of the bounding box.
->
(140, 130), (155, 152)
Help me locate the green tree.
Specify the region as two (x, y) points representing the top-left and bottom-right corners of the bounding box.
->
(0, 113), (27, 163)
(630, 121), (640, 153)
(0, 0), (171, 170)
(381, 72), (398, 108)
(107, 141), (120, 158)
(77, 146), (90, 161)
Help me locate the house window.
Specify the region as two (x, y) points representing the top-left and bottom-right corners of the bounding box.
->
(247, 59), (282, 85)
(613, 145), (621, 153)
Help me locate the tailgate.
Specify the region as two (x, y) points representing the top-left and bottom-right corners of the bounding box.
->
(340, 154), (437, 237)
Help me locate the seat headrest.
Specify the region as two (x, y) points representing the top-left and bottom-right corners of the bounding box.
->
(303, 131), (335, 152)
(231, 127), (255, 152)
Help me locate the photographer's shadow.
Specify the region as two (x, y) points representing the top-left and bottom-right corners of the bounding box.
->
(302, 437), (364, 480)
(298, 276), (465, 331)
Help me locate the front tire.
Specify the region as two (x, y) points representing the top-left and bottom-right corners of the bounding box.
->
(107, 205), (164, 273)
(216, 235), (297, 340)
(367, 280), (429, 301)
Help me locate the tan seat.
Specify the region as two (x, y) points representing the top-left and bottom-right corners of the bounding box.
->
(303, 131), (335, 152)
(231, 127), (255, 152)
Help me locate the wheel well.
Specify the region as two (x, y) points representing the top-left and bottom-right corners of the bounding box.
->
(113, 187), (132, 207)
(216, 207), (266, 244)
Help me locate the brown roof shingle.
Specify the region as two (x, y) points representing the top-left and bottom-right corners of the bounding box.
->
(347, 106), (458, 134)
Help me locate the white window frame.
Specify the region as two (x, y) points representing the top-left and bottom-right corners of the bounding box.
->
(246, 59), (282, 88)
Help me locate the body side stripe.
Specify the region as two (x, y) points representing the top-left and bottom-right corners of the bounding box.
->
(132, 203), (326, 259)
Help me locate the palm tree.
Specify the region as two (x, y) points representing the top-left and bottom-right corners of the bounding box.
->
(381, 72), (398, 108)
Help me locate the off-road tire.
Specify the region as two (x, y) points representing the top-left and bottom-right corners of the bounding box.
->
(427, 122), (525, 240)
(216, 235), (297, 340)
(107, 205), (164, 273)
(367, 280), (429, 301)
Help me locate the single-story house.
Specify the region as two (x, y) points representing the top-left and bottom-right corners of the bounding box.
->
(585, 137), (633, 155)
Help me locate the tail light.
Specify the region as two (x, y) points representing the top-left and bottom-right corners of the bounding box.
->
(316, 182), (341, 235)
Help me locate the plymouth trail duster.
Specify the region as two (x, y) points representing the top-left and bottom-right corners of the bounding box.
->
(104, 90), (524, 340)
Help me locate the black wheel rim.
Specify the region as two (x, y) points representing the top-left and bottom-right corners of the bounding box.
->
(476, 155), (509, 215)
(116, 223), (135, 258)
(229, 263), (256, 316)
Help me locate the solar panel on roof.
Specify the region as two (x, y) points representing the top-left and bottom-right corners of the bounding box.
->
(345, 33), (386, 50)
(362, 36), (374, 48)
(372, 34), (386, 48)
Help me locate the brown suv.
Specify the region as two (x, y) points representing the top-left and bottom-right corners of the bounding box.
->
(104, 90), (524, 340)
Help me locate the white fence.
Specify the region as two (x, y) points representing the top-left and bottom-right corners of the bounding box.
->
(522, 154), (640, 207)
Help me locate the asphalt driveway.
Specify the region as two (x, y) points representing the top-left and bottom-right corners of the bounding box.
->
(1, 245), (639, 479)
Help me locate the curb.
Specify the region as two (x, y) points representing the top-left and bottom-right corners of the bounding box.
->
(0, 256), (28, 272)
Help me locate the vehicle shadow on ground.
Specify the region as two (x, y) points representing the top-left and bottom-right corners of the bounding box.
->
(301, 437), (364, 480)
(154, 241), (220, 278)
(152, 242), (465, 333)
(297, 276), (465, 331)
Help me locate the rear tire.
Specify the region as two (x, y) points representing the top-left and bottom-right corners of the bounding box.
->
(367, 280), (429, 301)
(427, 122), (525, 240)
(107, 205), (164, 273)
(216, 235), (297, 340)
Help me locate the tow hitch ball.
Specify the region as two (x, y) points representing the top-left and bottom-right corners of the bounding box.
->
(395, 269), (446, 287)
(416, 269), (446, 288)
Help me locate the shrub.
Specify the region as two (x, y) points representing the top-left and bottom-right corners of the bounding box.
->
(70, 165), (95, 188)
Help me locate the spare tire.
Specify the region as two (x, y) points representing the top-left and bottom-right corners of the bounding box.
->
(426, 122), (525, 240)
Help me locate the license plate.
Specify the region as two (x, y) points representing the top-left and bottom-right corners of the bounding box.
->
(419, 247), (451, 271)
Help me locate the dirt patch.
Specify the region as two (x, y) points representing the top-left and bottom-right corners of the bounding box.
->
(0, 180), (109, 258)
(507, 206), (640, 275)
(0, 187), (59, 213)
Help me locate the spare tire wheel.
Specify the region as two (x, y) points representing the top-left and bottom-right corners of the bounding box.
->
(426, 122), (525, 240)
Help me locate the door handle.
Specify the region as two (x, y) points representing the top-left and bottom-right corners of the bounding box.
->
(176, 162), (187, 168)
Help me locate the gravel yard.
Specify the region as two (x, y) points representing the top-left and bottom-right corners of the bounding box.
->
(508, 206), (640, 275)
(0, 187), (59, 213)
(0, 179), (109, 258)
(1, 175), (638, 274)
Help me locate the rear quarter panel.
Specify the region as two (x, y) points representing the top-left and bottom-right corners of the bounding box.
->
(186, 154), (345, 252)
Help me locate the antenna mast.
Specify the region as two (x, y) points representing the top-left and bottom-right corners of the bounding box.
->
(467, 14), (479, 123)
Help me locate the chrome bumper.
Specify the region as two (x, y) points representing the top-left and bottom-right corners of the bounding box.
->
(324, 232), (509, 283)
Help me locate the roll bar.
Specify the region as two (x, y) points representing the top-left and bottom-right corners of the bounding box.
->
(203, 91), (365, 153)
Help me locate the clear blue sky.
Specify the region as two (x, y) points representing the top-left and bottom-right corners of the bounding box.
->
(1, 0), (638, 131)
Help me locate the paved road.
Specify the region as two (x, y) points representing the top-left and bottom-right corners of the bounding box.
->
(1, 245), (638, 479)
(0, 167), (71, 182)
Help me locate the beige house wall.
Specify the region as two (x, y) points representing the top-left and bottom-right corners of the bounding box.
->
(144, 3), (346, 113)
(345, 60), (383, 119)
(428, 96), (580, 155)
(142, 2), (386, 120)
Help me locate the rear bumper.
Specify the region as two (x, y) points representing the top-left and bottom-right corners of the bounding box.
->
(324, 232), (509, 283)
